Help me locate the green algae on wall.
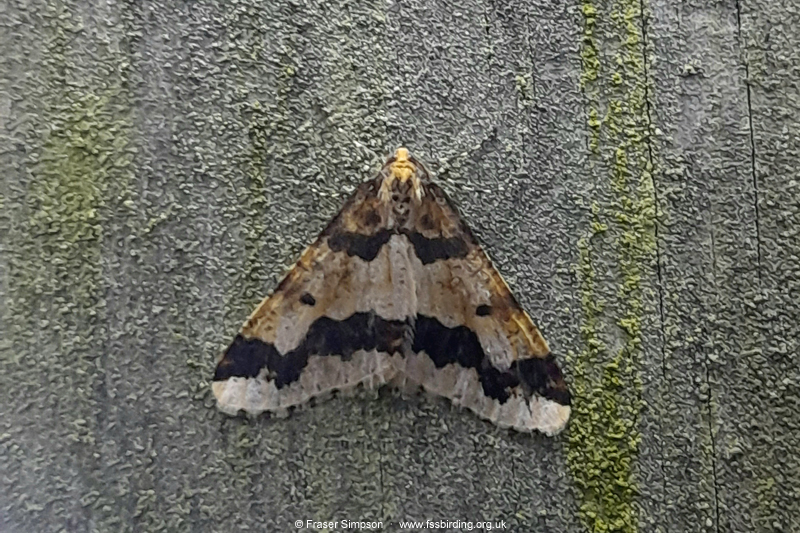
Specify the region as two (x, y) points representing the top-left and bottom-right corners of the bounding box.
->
(0, 2), (136, 530)
(567, 0), (657, 531)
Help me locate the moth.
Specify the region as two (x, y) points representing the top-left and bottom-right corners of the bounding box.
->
(212, 148), (571, 435)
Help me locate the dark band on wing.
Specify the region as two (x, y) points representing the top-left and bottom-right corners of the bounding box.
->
(213, 312), (410, 387)
(413, 314), (571, 406)
(327, 229), (393, 261)
(214, 312), (569, 406)
(400, 230), (470, 264)
(213, 335), (272, 380)
(325, 229), (469, 264)
(512, 355), (572, 406)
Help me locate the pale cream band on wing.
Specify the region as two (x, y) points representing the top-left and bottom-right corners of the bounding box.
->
(250, 234), (537, 367)
(212, 348), (570, 436)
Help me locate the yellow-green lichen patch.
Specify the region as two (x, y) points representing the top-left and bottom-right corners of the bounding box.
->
(581, 3), (601, 87)
(515, 71), (535, 108)
(754, 476), (778, 530)
(568, 0), (657, 531)
(0, 2), (136, 530)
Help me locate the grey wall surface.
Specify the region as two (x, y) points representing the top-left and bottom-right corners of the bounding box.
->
(1, 0), (797, 532)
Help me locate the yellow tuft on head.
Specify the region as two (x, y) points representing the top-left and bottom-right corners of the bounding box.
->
(379, 147), (424, 203)
(389, 147), (415, 183)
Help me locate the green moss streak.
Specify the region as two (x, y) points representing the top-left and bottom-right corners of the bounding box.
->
(568, 0), (656, 531)
(755, 476), (778, 527)
(581, 3), (600, 87)
(1, 1), (135, 529)
(13, 22), (124, 409)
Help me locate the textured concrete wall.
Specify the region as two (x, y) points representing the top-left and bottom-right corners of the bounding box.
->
(1, 0), (797, 532)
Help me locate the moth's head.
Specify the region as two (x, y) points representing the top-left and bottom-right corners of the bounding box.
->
(388, 147), (415, 183)
(378, 147), (429, 204)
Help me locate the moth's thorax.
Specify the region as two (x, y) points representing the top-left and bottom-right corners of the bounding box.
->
(378, 147), (426, 206)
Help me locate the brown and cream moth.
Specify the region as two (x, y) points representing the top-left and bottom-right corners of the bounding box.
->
(212, 148), (571, 436)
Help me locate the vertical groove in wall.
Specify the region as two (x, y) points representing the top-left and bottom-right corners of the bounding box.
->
(734, 0), (762, 283)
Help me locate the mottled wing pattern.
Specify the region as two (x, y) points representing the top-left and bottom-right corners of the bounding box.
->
(212, 148), (571, 435)
(212, 177), (411, 415)
(395, 181), (571, 435)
